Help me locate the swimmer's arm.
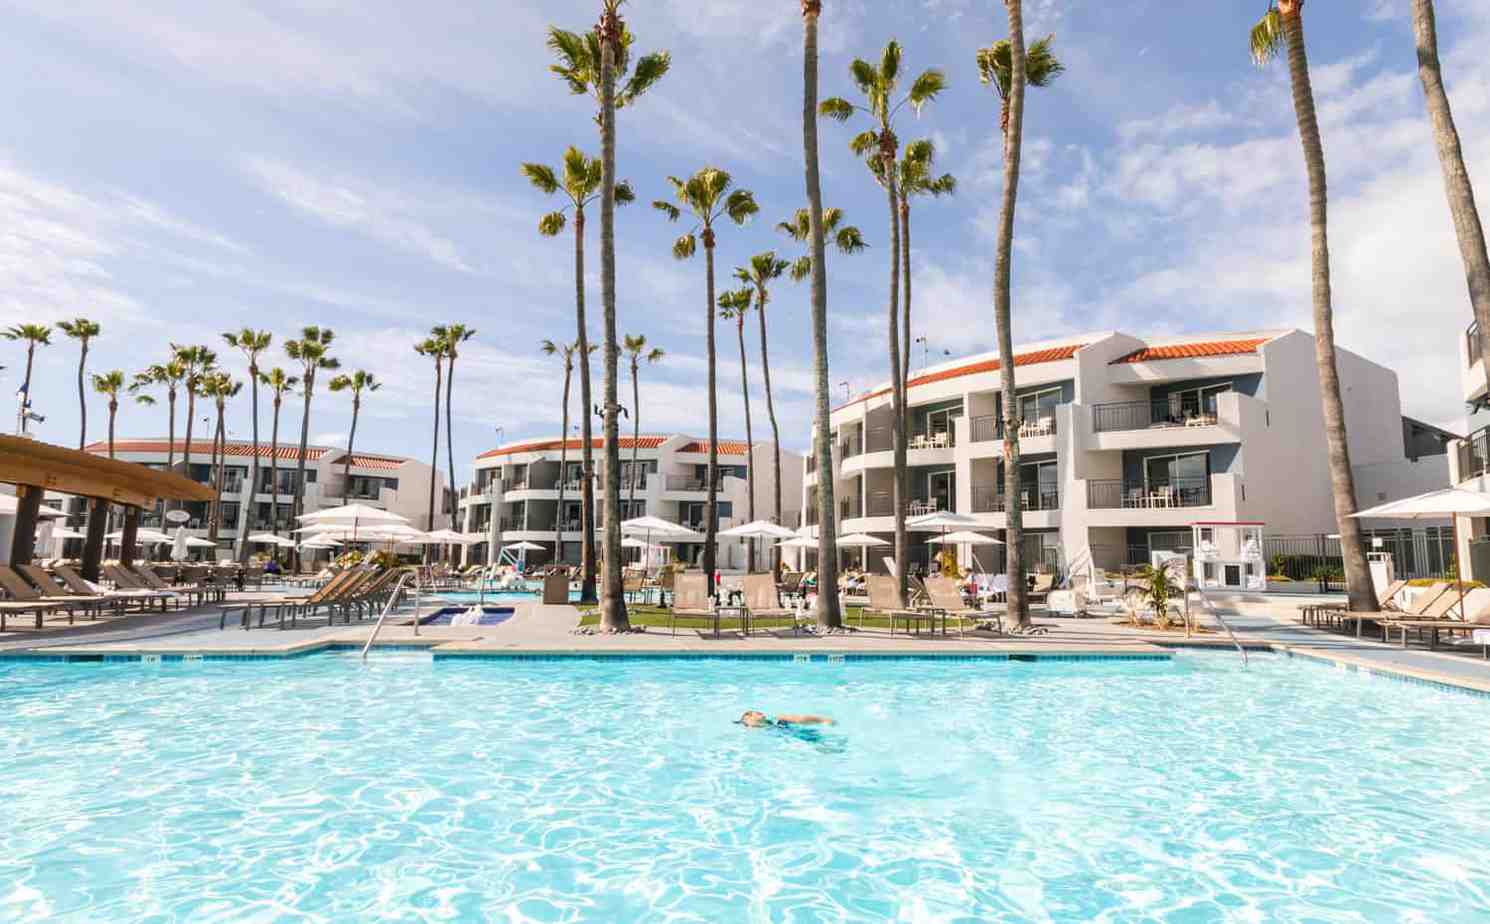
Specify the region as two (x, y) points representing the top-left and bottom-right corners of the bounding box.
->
(775, 714), (834, 726)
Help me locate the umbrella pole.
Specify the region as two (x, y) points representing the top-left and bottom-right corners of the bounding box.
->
(1455, 514), (1465, 617)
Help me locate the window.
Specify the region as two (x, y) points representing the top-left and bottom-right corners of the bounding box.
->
(1016, 386), (1064, 427)
(1144, 451), (1209, 490)
(1168, 382), (1231, 418)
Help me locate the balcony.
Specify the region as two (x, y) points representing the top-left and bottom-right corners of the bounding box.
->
(664, 475), (723, 492)
(864, 427), (893, 453)
(970, 415), (1002, 443)
(840, 435), (864, 458)
(1086, 477), (1213, 510)
(839, 499), (860, 521)
(1092, 398), (1217, 434)
(1460, 426), (1490, 481)
(970, 486), (1060, 513)
(1471, 320), (1483, 368)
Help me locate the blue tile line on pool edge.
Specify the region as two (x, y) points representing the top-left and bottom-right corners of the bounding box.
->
(1283, 648), (1490, 700)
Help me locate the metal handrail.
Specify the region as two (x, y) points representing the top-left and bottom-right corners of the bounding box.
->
(361, 569), (416, 660)
(1190, 583), (1248, 667)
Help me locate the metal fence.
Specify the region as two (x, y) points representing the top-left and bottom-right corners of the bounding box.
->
(1262, 528), (1455, 582)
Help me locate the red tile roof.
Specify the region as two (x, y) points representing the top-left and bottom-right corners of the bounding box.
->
(1112, 338), (1269, 364)
(477, 436), (669, 460)
(678, 440), (750, 456)
(86, 439), (333, 461)
(838, 345), (1081, 409)
(329, 453), (407, 471)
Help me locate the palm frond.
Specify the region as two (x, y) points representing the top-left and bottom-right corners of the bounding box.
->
(849, 58), (878, 96)
(538, 212), (567, 236)
(521, 162), (560, 195)
(835, 225), (868, 255)
(849, 130), (879, 158)
(788, 256), (813, 282)
(614, 181), (636, 205)
(1249, 7), (1285, 66)
(562, 146), (590, 189)
(546, 27), (587, 70)
(671, 233), (697, 260)
(1026, 34), (1066, 87)
(879, 40), (902, 88)
(622, 51), (670, 105)
(975, 42), (1011, 99)
(652, 200), (681, 221)
(907, 68), (947, 115)
(723, 189), (758, 225)
(821, 207), (843, 231)
(819, 97), (855, 121)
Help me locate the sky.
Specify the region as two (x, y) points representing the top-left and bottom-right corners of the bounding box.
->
(2, 0), (1488, 484)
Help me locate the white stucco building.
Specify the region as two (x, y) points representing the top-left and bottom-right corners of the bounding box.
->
(804, 329), (1452, 580)
(75, 438), (444, 558)
(1448, 321), (1490, 578)
(459, 434), (803, 569)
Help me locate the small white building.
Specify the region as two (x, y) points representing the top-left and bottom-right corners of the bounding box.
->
(459, 434), (803, 569)
(805, 329), (1451, 578)
(75, 438), (444, 559)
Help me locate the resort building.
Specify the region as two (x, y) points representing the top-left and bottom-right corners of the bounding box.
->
(804, 329), (1452, 581)
(1448, 322), (1490, 578)
(459, 435), (803, 569)
(74, 438), (444, 558)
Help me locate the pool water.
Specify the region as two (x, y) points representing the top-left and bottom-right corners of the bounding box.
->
(3, 654), (1490, 921)
(419, 606), (516, 627)
(436, 590), (583, 605)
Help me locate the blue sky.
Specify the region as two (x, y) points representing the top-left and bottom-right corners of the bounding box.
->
(2, 0), (1487, 482)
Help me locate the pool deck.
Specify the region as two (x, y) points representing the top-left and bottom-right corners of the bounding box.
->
(4, 590), (1490, 693)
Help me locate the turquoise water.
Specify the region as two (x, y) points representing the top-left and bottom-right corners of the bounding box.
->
(435, 590), (548, 605)
(3, 653), (1490, 921)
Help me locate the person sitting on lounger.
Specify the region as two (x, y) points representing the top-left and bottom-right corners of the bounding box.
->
(736, 711), (834, 728)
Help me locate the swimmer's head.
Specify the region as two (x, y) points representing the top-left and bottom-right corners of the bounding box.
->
(736, 710), (770, 727)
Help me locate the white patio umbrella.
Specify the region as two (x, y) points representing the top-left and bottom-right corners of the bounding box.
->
(296, 504), (408, 543)
(106, 528), (173, 543)
(247, 532), (297, 548)
(776, 535), (820, 548)
(620, 516), (703, 569)
(503, 540), (547, 552)
(719, 520), (797, 573)
(49, 526), (88, 540)
(838, 532), (888, 570)
(927, 529), (1006, 572)
(1351, 487), (1490, 616)
(169, 526), (191, 562)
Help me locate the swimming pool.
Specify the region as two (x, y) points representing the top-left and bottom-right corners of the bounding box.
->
(3, 653), (1489, 921)
(435, 590), (584, 605)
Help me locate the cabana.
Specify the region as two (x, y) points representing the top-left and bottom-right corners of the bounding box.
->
(0, 435), (215, 580)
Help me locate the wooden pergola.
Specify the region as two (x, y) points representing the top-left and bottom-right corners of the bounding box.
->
(0, 435), (215, 576)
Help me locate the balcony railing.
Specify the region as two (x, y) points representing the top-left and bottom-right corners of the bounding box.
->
(970, 415), (1001, 443)
(1461, 426), (1490, 481)
(909, 429), (955, 449)
(970, 486), (1060, 513)
(865, 427), (893, 453)
(664, 475), (723, 492)
(839, 500), (860, 520)
(1092, 398), (1218, 433)
(840, 435), (864, 458)
(1086, 477), (1213, 510)
(1471, 320), (1483, 368)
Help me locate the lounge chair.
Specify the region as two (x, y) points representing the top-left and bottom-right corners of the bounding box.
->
(0, 566), (65, 631)
(49, 564), (154, 613)
(1381, 587), (1490, 650)
(862, 575), (937, 635)
(668, 574), (717, 636)
(11, 565), (114, 621)
(220, 566), (367, 629)
(134, 565), (218, 606)
(922, 576), (998, 637)
(103, 564), (181, 610)
(742, 574), (794, 634)
(1330, 582), (1449, 638)
(1027, 572), (1055, 603)
(1302, 579), (1409, 625)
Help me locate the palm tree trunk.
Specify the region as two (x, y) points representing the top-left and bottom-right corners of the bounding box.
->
(292, 378), (314, 570)
(901, 196), (912, 387)
(997, 0), (1029, 626)
(240, 365), (260, 562)
(209, 406), (225, 543)
(557, 360), (573, 565)
(445, 354), (459, 551)
(343, 394), (360, 504)
(1414, 0), (1490, 400)
(269, 397), (281, 536)
(597, 5), (627, 630)
(802, 0), (841, 628)
(629, 359), (640, 512)
(166, 390), (177, 471)
(704, 234), (721, 595)
(883, 145), (909, 600)
(76, 341), (88, 449)
(22, 343), (35, 396)
(107, 401), (116, 458)
(736, 316), (756, 572)
(425, 360), (443, 562)
(758, 291), (784, 576)
(182, 388), (197, 486)
(1282, 8), (1375, 612)
(574, 210), (599, 605)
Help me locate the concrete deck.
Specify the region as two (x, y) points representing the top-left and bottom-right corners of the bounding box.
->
(4, 591), (1490, 694)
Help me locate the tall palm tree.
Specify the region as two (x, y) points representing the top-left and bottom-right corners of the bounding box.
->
(542, 338), (581, 562)
(733, 256), (789, 557)
(654, 168), (760, 594)
(822, 40), (946, 600)
(521, 149), (638, 604)
(200, 371), (240, 543)
(979, 21), (1063, 628)
(223, 329), (272, 560)
(1412, 0), (1490, 398)
(1251, 1), (1375, 612)
(622, 334), (664, 510)
(328, 370), (381, 504)
(171, 344), (217, 495)
(91, 370), (125, 458)
(884, 140), (955, 377)
(778, 207), (868, 281)
(799, 0), (843, 628)
(259, 368), (299, 534)
(434, 324), (475, 544)
(129, 359), (187, 470)
(717, 288), (759, 570)
(3, 323), (51, 433)
(548, 4), (668, 627)
(283, 327), (339, 543)
(415, 336), (446, 545)
(58, 318), (101, 448)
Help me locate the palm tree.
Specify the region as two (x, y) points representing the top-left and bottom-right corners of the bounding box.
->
(129, 359), (187, 470)
(717, 288), (760, 571)
(223, 329), (272, 560)
(1412, 0), (1490, 399)
(1251, 1), (1375, 612)
(732, 257), (789, 550)
(821, 40), (946, 601)
(979, 21), (1063, 629)
(200, 371), (240, 543)
(171, 344), (217, 498)
(434, 324), (476, 545)
(622, 334), (664, 509)
(57, 318), (101, 448)
(521, 149), (638, 604)
(283, 327), (339, 542)
(542, 339), (581, 562)
(883, 140), (955, 377)
(799, 0), (844, 628)
(259, 368), (299, 534)
(654, 168), (760, 594)
(415, 336), (446, 546)
(778, 207), (868, 281)
(3, 323), (51, 433)
(91, 370), (125, 458)
(328, 371), (381, 504)
(548, 4), (668, 628)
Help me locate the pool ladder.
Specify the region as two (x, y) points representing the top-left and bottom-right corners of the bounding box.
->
(1189, 584), (1248, 667)
(361, 570), (418, 660)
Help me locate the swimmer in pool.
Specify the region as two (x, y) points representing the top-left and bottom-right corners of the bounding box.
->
(736, 711), (835, 728)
